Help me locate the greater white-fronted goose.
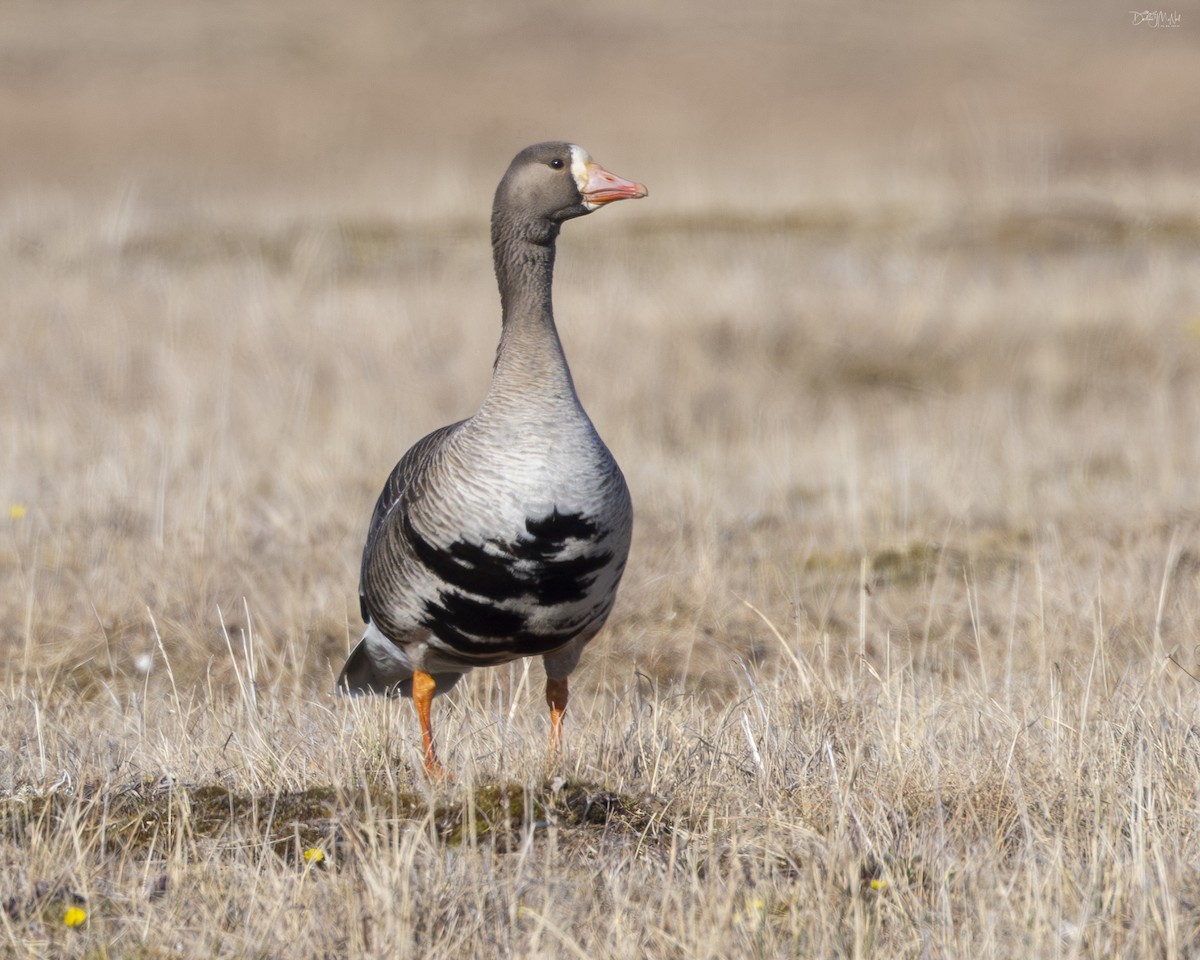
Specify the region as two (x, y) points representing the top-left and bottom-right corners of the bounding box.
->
(338, 142), (647, 775)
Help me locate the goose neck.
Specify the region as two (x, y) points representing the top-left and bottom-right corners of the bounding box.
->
(491, 217), (557, 325)
(487, 218), (577, 404)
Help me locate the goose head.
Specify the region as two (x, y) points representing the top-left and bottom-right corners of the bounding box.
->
(493, 142), (647, 240)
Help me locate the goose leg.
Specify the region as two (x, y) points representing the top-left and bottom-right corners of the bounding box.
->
(546, 676), (569, 753)
(411, 670), (445, 776)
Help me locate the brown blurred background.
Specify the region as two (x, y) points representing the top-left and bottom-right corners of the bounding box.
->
(2, 0), (1197, 217)
(3, 0), (1200, 695)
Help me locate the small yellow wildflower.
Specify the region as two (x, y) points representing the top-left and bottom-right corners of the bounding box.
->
(733, 896), (767, 925)
(63, 906), (87, 927)
(870, 878), (887, 891)
(9, 504), (27, 520)
(303, 847), (325, 864)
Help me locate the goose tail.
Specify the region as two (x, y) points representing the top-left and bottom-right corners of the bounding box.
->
(336, 634), (403, 696)
(336, 622), (465, 699)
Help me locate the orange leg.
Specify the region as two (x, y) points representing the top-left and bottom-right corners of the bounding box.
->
(546, 676), (569, 754)
(411, 670), (446, 777)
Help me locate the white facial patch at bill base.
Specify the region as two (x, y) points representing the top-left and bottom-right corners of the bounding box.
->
(569, 144), (598, 211)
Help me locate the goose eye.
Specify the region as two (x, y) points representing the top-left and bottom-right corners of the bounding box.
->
(549, 158), (565, 170)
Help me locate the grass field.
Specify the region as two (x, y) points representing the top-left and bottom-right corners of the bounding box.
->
(4, 1), (1200, 957)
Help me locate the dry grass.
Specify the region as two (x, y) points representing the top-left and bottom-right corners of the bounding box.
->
(4, 1), (1200, 957)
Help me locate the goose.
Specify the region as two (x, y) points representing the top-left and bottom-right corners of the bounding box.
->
(338, 142), (647, 775)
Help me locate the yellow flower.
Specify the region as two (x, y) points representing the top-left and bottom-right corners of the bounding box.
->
(63, 906), (87, 927)
(733, 896), (767, 925)
(870, 878), (887, 891)
(303, 847), (325, 864)
(9, 504), (27, 520)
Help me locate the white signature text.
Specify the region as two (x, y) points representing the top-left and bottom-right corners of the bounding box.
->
(1129, 10), (1182, 26)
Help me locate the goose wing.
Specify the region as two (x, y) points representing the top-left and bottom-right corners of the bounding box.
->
(358, 420), (465, 624)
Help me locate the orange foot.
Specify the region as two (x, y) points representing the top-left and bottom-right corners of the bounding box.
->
(412, 670), (451, 780)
